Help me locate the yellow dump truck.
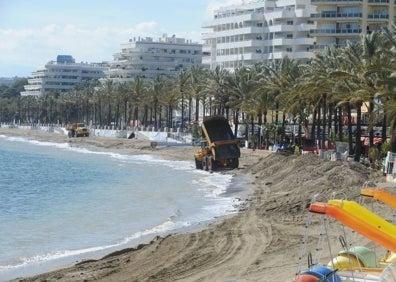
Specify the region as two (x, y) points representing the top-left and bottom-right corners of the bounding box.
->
(194, 116), (240, 171)
(67, 123), (89, 137)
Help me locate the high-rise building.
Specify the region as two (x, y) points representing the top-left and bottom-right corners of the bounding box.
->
(311, 0), (395, 48)
(202, 0), (395, 70)
(106, 35), (204, 82)
(21, 55), (107, 96)
(202, 0), (317, 70)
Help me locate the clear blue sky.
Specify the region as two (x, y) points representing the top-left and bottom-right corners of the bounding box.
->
(0, 0), (241, 77)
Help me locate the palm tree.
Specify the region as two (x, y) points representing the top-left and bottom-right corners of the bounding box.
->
(226, 66), (256, 139)
(98, 79), (116, 126)
(159, 79), (179, 128)
(129, 77), (146, 128)
(147, 75), (168, 130)
(260, 57), (301, 145)
(117, 82), (132, 129)
(203, 66), (230, 116)
(382, 97), (396, 152)
(175, 70), (190, 129)
(375, 26), (396, 150)
(358, 31), (390, 148)
(303, 45), (346, 148)
(332, 32), (390, 161)
(187, 65), (208, 122)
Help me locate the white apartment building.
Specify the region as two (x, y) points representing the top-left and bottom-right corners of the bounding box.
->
(202, 0), (317, 70)
(21, 55), (107, 96)
(202, 0), (395, 70)
(106, 35), (204, 82)
(311, 0), (395, 48)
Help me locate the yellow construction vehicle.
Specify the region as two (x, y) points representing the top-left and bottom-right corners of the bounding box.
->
(194, 116), (240, 171)
(67, 123), (89, 137)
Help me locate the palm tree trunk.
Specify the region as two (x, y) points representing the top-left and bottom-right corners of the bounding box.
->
(281, 112), (286, 144)
(322, 95), (327, 148)
(382, 114), (387, 143)
(188, 98), (192, 123)
(327, 105), (332, 141)
(311, 108), (317, 142)
(347, 104), (353, 156)
(354, 103), (363, 162)
(154, 99), (158, 130)
(369, 99), (374, 148)
(124, 100), (128, 130)
(391, 125), (396, 152)
(338, 107), (343, 142)
(233, 111), (239, 138)
(195, 97), (199, 122)
(143, 105), (148, 127)
(258, 111), (263, 149)
(275, 101), (279, 125)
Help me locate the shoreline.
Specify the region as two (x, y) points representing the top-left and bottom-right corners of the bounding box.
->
(1, 127), (390, 282)
(0, 127), (263, 281)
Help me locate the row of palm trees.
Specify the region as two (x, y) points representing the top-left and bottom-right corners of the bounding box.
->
(1, 26), (396, 161)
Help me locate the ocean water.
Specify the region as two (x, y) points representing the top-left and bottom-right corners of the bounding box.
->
(0, 134), (249, 281)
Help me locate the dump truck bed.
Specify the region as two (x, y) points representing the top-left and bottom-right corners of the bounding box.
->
(202, 116), (240, 160)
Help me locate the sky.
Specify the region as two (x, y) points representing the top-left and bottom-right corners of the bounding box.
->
(0, 0), (243, 77)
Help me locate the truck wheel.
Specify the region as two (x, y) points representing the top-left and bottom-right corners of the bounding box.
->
(210, 159), (217, 171)
(202, 156), (208, 171)
(229, 158), (239, 169)
(195, 158), (203, 169)
(207, 156), (215, 172)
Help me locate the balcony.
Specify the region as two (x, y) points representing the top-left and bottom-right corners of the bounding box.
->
(202, 26), (264, 39)
(215, 52), (263, 62)
(265, 37), (314, 46)
(294, 37), (316, 45)
(311, 28), (362, 35)
(270, 38), (295, 46)
(202, 13), (264, 28)
(24, 85), (41, 91)
(266, 24), (296, 33)
(27, 78), (43, 84)
(295, 8), (315, 18)
(260, 50), (315, 60)
(266, 9), (295, 19)
(216, 40), (264, 49)
(368, 0), (389, 3)
(311, 0), (361, 3)
(21, 90), (41, 97)
(367, 14), (389, 21)
(311, 12), (362, 20)
(293, 51), (316, 59)
(202, 32), (215, 40)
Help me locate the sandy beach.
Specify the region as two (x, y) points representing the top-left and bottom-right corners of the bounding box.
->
(1, 127), (392, 282)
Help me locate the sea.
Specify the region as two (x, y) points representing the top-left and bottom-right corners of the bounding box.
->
(0, 134), (250, 281)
